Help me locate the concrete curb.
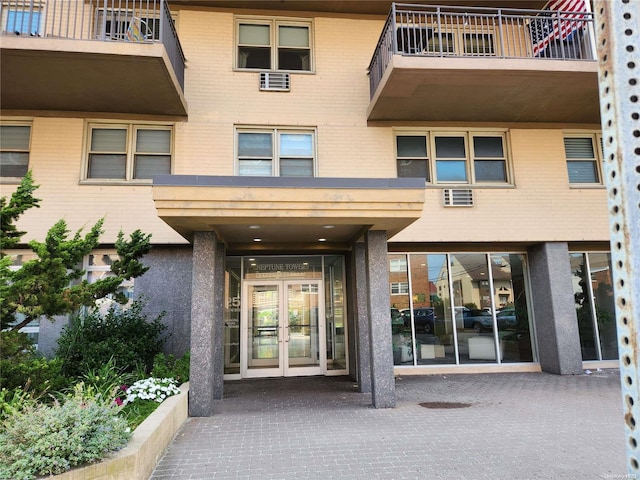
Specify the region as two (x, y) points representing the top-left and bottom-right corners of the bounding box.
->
(48, 382), (189, 480)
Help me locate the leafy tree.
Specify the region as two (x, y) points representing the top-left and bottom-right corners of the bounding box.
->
(0, 171), (152, 331)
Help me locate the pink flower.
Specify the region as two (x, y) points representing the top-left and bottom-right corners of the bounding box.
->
(114, 397), (123, 406)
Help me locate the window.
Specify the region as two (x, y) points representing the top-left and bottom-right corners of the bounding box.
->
(86, 124), (172, 181)
(236, 128), (315, 177)
(390, 257), (408, 272)
(564, 135), (602, 184)
(1, 124), (31, 178)
(86, 252), (134, 315)
(395, 26), (495, 56)
(391, 282), (409, 295)
(463, 33), (495, 55)
(237, 18), (311, 71)
(4, 8), (40, 35)
(396, 131), (509, 185)
(95, 9), (161, 41)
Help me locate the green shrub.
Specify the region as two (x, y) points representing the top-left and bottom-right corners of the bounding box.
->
(0, 384), (131, 480)
(55, 300), (167, 379)
(0, 330), (68, 397)
(151, 351), (190, 384)
(0, 387), (37, 421)
(75, 357), (138, 407)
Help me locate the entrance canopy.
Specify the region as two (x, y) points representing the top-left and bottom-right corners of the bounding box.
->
(153, 175), (425, 251)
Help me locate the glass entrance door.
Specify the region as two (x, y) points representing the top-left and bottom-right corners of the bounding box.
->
(241, 280), (324, 378)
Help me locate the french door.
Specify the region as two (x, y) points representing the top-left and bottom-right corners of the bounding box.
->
(241, 280), (325, 377)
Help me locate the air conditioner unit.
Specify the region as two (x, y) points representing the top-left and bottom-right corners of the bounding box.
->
(443, 188), (474, 207)
(259, 72), (290, 91)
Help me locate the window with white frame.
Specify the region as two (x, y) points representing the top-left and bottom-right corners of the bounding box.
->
(85, 252), (134, 315)
(0, 123), (31, 178)
(236, 127), (315, 177)
(85, 124), (172, 181)
(564, 134), (603, 184)
(391, 282), (409, 295)
(6, 251), (40, 347)
(390, 257), (408, 273)
(396, 131), (509, 184)
(236, 18), (312, 71)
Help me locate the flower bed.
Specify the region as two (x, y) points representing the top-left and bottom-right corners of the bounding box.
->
(48, 383), (189, 480)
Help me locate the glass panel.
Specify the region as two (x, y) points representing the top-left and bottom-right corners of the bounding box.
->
(426, 32), (455, 53)
(247, 284), (280, 369)
(88, 154), (126, 179)
(567, 161), (598, 183)
(571, 253), (598, 360)
(436, 160), (467, 182)
(389, 254), (414, 365)
(280, 133), (312, 156)
(475, 160), (506, 182)
(134, 155), (171, 179)
(435, 136), (465, 158)
(0, 125), (30, 149)
(473, 136), (503, 157)
(325, 256), (346, 371)
(136, 130), (170, 153)
(91, 129), (127, 152)
(0, 152), (29, 177)
(287, 283), (320, 368)
(238, 46), (271, 69)
(397, 160), (428, 180)
(410, 254), (455, 365)
(279, 25), (309, 47)
(491, 254), (534, 363)
(451, 254), (498, 364)
(397, 136), (427, 157)
(239, 159), (272, 176)
(278, 49), (310, 70)
(588, 253), (618, 360)
(238, 132), (272, 157)
(225, 258), (242, 375)
(280, 159), (313, 177)
(464, 33), (495, 54)
(564, 137), (595, 158)
(239, 24), (270, 45)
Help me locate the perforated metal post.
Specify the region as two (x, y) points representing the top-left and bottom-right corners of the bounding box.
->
(594, 0), (640, 475)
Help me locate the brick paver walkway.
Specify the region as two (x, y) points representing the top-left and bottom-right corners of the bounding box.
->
(149, 370), (627, 480)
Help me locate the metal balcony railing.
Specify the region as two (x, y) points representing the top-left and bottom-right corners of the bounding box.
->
(0, 0), (186, 90)
(368, 3), (596, 98)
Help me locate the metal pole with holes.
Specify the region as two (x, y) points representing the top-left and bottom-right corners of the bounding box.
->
(594, 0), (640, 475)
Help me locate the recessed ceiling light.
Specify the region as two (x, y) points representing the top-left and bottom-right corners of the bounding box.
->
(248, 258), (255, 261)
(318, 238), (327, 242)
(323, 225), (335, 229)
(253, 238), (262, 242)
(248, 225), (261, 229)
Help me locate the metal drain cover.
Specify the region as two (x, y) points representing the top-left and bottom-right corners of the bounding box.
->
(419, 402), (472, 409)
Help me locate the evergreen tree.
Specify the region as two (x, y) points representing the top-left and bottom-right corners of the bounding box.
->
(0, 172), (152, 331)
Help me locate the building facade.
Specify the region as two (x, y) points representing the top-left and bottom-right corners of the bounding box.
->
(1, 0), (617, 415)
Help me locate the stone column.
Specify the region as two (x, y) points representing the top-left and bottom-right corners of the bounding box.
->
(212, 240), (226, 400)
(365, 230), (396, 408)
(189, 231), (221, 416)
(353, 242), (372, 393)
(528, 242), (583, 375)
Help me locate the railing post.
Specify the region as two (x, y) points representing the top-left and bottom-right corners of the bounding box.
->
(391, 2), (397, 55)
(497, 9), (505, 59)
(99, 0), (108, 41)
(436, 6), (442, 56)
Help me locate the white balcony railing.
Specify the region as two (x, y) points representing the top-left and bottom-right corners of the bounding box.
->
(0, 0), (186, 89)
(368, 3), (596, 98)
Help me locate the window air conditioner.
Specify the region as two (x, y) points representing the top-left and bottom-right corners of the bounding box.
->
(443, 188), (474, 207)
(260, 72), (290, 91)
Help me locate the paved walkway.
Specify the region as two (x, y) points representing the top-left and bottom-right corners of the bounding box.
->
(149, 370), (628, 480)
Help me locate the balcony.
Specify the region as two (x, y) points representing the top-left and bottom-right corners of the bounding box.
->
(367, 3), (600, 124)
(0, 0), (187, 117)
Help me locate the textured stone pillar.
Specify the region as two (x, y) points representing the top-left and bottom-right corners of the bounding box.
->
(528, 242), (583, 375)
(212, 240), (225, 400)
(353, 242), (372, 393)
(365, 230), (395, 408)
(189, 232), (220, 416)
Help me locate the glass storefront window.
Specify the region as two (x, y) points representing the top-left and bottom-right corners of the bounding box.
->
(324, 256), (346, 370)
(389, 252), (535, 367)
(570, 252), (617, 361)
(224, 257), (242, 374)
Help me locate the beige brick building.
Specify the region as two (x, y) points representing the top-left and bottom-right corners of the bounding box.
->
(1, 0), (617, 414)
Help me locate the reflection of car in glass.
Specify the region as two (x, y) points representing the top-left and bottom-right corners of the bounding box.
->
(400, 308), (438, 333)
(463, 309), (494, 332)
(496, 308), (518, 328)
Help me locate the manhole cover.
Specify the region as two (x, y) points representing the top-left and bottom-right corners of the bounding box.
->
(419, 401), (472, 409)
